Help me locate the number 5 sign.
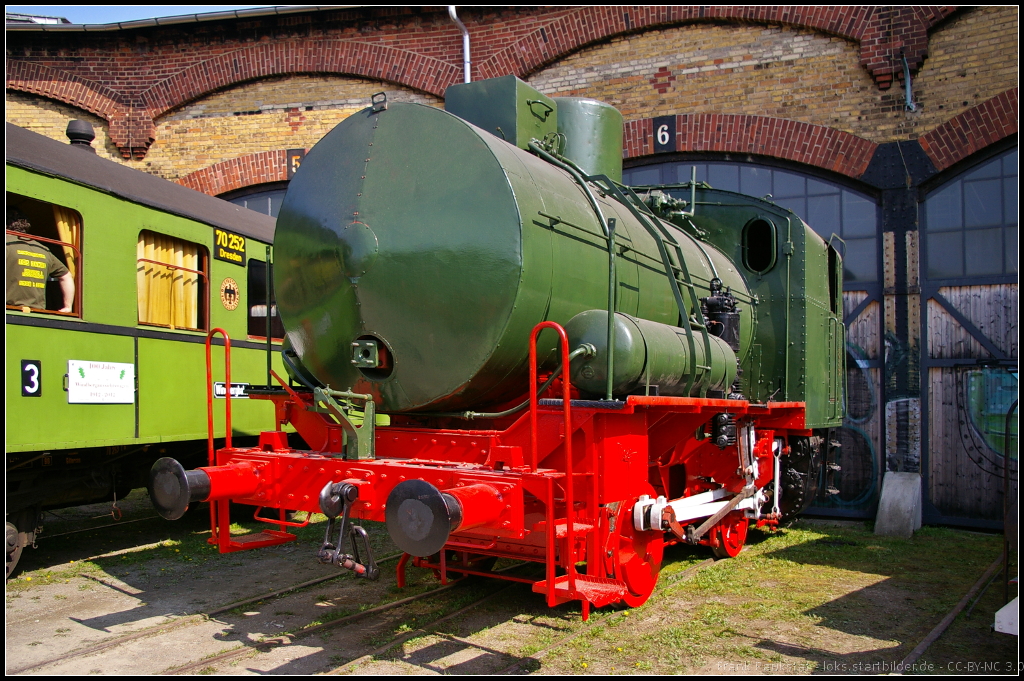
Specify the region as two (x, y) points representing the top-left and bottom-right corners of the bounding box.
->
(22, 360), (41, 397)
(653, 115), (676, 153)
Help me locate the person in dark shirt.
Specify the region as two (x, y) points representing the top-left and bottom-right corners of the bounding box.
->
(6, 207), (75, 312)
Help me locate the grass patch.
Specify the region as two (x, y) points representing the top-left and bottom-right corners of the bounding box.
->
(540, 522), (1013, 675)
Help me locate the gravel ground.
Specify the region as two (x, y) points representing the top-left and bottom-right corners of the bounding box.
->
(6, 493), (1018, 675)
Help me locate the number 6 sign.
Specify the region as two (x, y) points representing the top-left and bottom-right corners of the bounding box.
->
(653, 115), (676, 153)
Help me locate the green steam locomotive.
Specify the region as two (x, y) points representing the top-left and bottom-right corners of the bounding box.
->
(148, 76), (845, 612)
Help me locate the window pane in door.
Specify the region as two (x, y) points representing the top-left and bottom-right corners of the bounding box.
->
(964, 179), (1002, 227)
(964, 227), (1004, 276)
(927, 231), (963, 278)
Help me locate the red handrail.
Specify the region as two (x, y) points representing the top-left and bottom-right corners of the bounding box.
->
(529, 321), (576, 599)
(206, 328), (232, 546)
(206, 328), (233, 462)
(5, 229), (81, 257)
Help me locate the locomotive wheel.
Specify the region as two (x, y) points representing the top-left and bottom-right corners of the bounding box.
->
(777, 434), (826, 520)
(615, 493), (665, 607)
(710, 511), (748, 559)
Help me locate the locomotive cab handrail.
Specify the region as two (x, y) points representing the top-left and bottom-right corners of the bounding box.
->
(205, 327), (233, 460)
(205, 327), (232, 545)
(587, 175), (716, 397)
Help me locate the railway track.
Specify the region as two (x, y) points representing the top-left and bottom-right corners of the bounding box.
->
(164, 562), (542, 675)
(323, 558), (717, 676)
(7, 551), (400, 675)
(11, 537), (718, 675)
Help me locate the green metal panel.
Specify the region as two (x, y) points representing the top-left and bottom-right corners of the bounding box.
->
(137, 337), (279, 441)
(5, 326), (135, 450)
(444, 75), (557, 150)
(276, 102), (753, 413)
(552, 97), (624, 183)
(8, 165), (136, 328)
(7, 164), (267, 342)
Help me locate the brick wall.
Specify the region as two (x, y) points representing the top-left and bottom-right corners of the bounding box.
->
(910, 6), (1019, 140)
(528, 24), (891, 140)
(528, 7), (1018, 148)
(149, 76), (439, 182)
(7, 76), (440, 182)
(5, 91), (125, 163)
(5, 5), (1015, 191)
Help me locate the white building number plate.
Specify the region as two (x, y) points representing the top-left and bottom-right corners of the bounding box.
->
(67, 360), (135, 404)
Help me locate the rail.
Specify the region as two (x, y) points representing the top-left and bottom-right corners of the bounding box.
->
(205, 327), (232, 546)
(135, 258), (208, 279)
(529, 321), (577, 602)
(589, 177), (717, 397)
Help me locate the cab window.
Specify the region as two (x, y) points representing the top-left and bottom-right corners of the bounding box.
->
(6, 193), (82, 317)
(137, 230), (208, 331)
(247, 258), (284, 339)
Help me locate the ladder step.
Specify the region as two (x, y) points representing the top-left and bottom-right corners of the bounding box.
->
(552, 521), (594, 538)
(532, 573), (626, 607)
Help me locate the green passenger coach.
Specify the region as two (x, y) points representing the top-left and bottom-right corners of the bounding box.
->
(5, 122), (286, 577)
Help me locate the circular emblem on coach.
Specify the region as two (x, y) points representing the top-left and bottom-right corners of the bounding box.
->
(220, 277), (240, 311)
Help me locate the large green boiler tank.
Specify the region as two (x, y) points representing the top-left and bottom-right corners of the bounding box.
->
(275, 99), (751, 413)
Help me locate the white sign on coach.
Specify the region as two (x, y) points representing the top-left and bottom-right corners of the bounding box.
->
(67, 360), (135, 404)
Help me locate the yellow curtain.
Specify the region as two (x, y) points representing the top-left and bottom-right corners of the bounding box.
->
(137, 231), (200, 330)
(52, 206), (80, 279)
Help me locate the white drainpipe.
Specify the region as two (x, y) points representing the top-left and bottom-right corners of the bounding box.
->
(448, 6), (470, 83)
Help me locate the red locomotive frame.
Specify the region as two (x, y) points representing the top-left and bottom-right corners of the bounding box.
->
(181, 324), (809, 618)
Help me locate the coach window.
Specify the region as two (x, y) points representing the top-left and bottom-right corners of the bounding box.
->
(136, 230), (208, 331)
(5, 193), (82, 317)
(247, 259), (284, 340)
(923, 147), (1017, 280)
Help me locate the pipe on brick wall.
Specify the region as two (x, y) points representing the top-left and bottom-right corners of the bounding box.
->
(448, 6), (471, 84)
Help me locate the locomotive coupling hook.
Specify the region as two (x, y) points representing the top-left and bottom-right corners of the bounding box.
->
(317, 481), (380, 580)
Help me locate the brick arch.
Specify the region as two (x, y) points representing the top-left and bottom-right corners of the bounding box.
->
(176, 150), (292, 197)
(142, 39), (459, 120)
(478, 5), (959, 90)
(623, 115), (878, 180)
(7, 61), (158, 160)
(6, 60), (126, 126)
(4, 59), (153, 155)
(918, 89), (1018, 172)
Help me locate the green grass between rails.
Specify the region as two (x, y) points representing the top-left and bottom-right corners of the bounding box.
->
(543, 521), (1014, 675)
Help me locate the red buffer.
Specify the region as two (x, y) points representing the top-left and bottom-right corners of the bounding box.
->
(149, 325), (812, 618)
